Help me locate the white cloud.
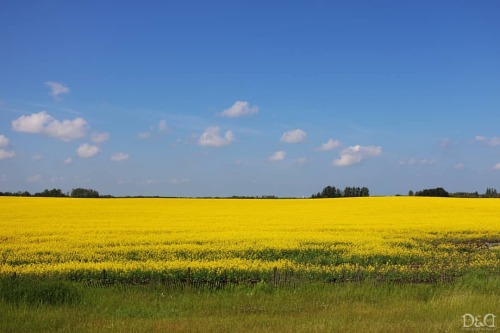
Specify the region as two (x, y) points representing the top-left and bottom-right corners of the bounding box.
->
(398, 158), (436, 166)
(0, 134), (10, 148)
(91, 132), (110, 143)
(489, 137), (500, 146)
(493, 163), (500, 170)
(198, 127), (234, 147)
(333, 145), (382, 167)
(76, 143), (100, 158)
(137, 131), (151, 140)
(169, 178), (190, 184)
(32, 154), (43, 161)
(295, 157), (308, 166)
(45, 81), (70, 98)
(454, 163), (466, 169)
(268, 150), (286, 162)
(281, 129), (307, 143)
(50, 176), (65, 183)
(0, 149), (16, 160)
(158, 120), (169, 133)
(12, 111), (87, 141)
(440, 138), (451, 148)
(27, 174), (42, 183)
(64, 157), (73, 165)
(220, 101), (259, 118)
(474, 135), (486, 142)
(316, 138), (341, 152)
(475, 135), (500, 146)
(110, 152), (130, 161)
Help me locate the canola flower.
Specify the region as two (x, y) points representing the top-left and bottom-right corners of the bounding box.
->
(0, 197), (498, 283)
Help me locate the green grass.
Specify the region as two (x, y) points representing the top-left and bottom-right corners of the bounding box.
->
(0, 273), (498, 333)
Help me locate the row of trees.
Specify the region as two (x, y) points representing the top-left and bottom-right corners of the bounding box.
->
(408, 187), (500, 198)
(412, 187), (450, 197)
(0, 188), (100, 198)
(311, 186), (370, 198)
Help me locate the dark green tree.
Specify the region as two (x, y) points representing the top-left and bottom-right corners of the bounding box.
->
(71, 188), (99, 198)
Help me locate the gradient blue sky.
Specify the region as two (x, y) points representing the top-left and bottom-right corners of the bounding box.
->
(1, 0), (499, 197)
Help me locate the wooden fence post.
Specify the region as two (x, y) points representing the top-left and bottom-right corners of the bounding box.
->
(102, 269), (107, 284)
(273, 267), (278, 287)
(187, 267), (191, 288)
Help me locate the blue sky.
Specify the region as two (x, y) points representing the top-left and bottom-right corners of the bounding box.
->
(1, 0), (499, 197)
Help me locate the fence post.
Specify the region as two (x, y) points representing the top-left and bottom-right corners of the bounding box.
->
(102, 269), (107, 284)
(12, 271), (17, 280)
(273, 267), (278, 287)
(187, 267), (191, 288)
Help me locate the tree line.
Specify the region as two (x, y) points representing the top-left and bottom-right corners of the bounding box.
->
(408, 187), (500, 198)
(0, 188), (100, 198)
(1, 186), (499, 199)
(311, 186), (370, 198)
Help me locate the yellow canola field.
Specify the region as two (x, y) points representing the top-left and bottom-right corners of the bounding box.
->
(0, 197), (498, 282)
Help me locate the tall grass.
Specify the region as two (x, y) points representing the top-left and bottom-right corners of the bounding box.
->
(0, 277), (82, 306)
(1, 274), (498, 332)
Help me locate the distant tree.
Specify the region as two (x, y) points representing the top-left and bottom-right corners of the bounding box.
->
(415, 187), (449, 197)
(35, 188), (66, 197)
(484, 188), (498, 198)
(408, 190), (414, 196)
(71, 188), (99, 198)
(312, 185), (369, 198)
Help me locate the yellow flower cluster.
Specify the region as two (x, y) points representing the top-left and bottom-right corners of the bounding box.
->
(0, 197), (498, 282)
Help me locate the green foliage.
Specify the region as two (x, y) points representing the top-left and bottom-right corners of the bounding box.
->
(34, 188), (67, 197)
(312, 185), (369, 198)
(1, 276), (499, 333)
(0, 277), (82, 305)
(415, 187), (449, 197)
(71, 188), (100, 198)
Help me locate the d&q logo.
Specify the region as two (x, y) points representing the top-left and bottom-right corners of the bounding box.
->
(462, 313), (496, 331)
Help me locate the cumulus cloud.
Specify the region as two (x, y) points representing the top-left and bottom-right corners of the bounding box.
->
(12, 111), (87, 141)
(32, 155), (43, 161)
(268, 150), (286, 162)
(475, 135), (500, 146)
(158, 120), (169, 133)
(91, 132), (110, 143)
(27, 174), (42, 183)
(220, 101), (259, 118)
(0, 136), (15, 159)
(76, 143), (100, 158)
(64, 157), (73, 165)
(198, 127), (234, 147)
(45, 81), (70, 98)
(137, 131), (151, 140)
(316, 138), (341, 152)
(454, 163), (466, 169)
(333, 145), (382, 167)
(398, 158), (436, 166)
(474, 135), (486, 142)
(0, 149), (16, 159)
(493, 163), (500, 170)
(281, 129), (307, 143)
(0, 134), (10, 148)
(110, 152), (130, 161)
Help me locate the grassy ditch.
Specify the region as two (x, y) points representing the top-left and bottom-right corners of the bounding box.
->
(0, 272), (498, 333)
